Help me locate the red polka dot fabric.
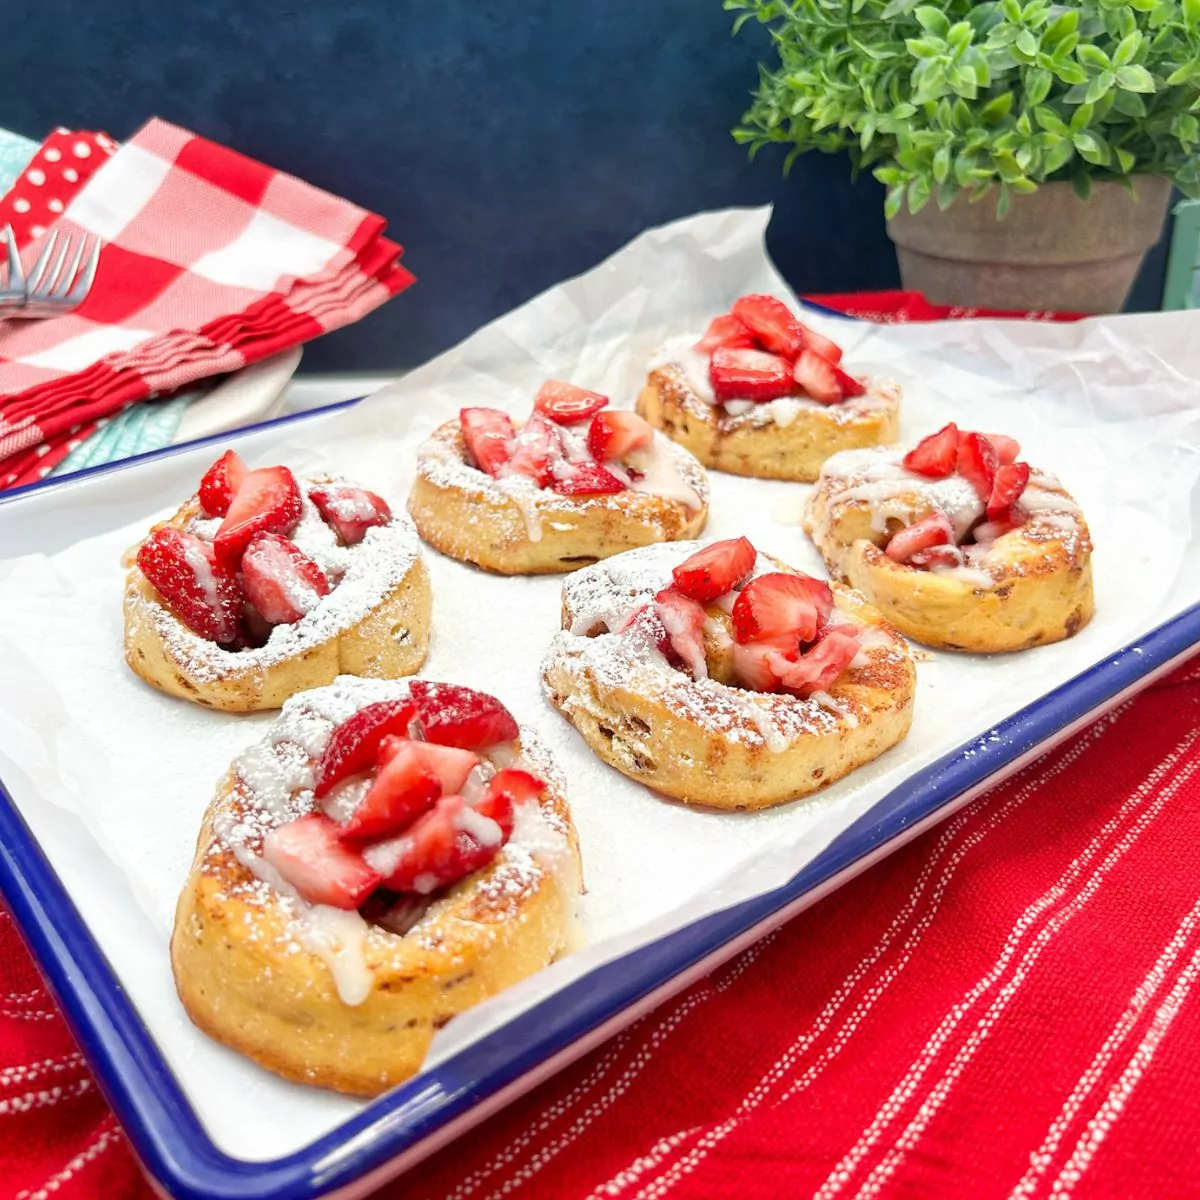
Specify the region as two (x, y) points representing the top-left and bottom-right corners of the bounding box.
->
(0, 129), (116, 248)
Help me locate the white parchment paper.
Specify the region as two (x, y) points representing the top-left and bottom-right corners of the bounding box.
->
(1, 207), (1200, 1161)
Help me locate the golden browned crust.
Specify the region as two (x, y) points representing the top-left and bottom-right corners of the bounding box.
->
(805, 475), (1095, 653)
(406, 420), (709, 576)
(541, 552), (917, 810)
(123, 496), (432, 712)
(635, 366), (900, 482)
(172, 747), (580, 1097)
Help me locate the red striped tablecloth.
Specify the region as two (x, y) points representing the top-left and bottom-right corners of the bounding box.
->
(2, 653), (1197, 1199)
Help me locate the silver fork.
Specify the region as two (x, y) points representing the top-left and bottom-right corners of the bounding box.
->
(20, 230), (101, 317)
(0, 228), (101, 320)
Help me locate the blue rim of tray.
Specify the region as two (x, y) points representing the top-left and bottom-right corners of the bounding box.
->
(1, 394), (1199, 1200)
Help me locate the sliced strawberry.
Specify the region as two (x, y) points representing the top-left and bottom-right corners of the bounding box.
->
(731, 572), (834, 646)
(339, 745), (441, 841)
(793, 349), (846, 405)
(885, 513), (955, 563)
(213, 465), (303, 564)
(987, 461), (1031, 520)
(484, 767), (544, 813)
(710, 347), (795, 403)
(378, 735), (479, 794)
(241, 533), (330, 625)
(671, 537), (757, 603)
(460, 407), (515, 478)
(902, 423), (960, 478)
(731, 637), (791, 692)
(833, 363), (867, 399)
(654, 588), (708, 680)
(551, 463), (627, 495)
(308, 486), (392, 546)
(136, 527), (245, 645)
(197, 450), (247, 519)
(314, 699), (419, 798)
(408, 681), (520, 749)
(768, 629), (860, 697)
(694, 313), (756, 355)
(533, 380), (608, 424)
(364, 793), (510, 894)
(587, 410), (654, 462)
(909, 545), (964, 569)
(506, 413), (560, 486)
(798, 324), (844, 365)
(982, 433), (1021, 466)
(956, 432), (999, 502)
(730, 294), (806, 359)
(262, 814), (381, 910)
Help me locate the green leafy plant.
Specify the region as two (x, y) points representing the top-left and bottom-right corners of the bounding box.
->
(727, 0), (1200, 217)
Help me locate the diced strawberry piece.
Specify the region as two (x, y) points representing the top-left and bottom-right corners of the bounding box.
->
(533, 380), (609, 424)
(460, 407), (515, 478)
(730, 294), (807, 359)
(832, 363), (867, 399)
(982, 433), (1021, 466)
(263, 813), (381, 910)
(197, 450), (247, 519)
(408, 681), (520, 749)
(768, 630), (861, 697)
(731, 637), (791, 692)
(308, 486), (392, 546)
(731, 572), (834, 646)
(339, 744), (441, 841)
(551, 463), (627, 495)
(587, 410), (654, 462)
(694, 313), (756, 355)
(902, 423), (960, 479)
(798, 324), (844, 365)
(987, 461), (1031, 520)
(314, 700), (419, 798)
(654, 588), (708, 680)
(378, 736), (479, 794)
(909, 545), (964, 569)
(484, 767), (544, 813)
(506, 413), (560, 486)
(973, 510), (1027, 543)
(241, 533), (330, 625)
(710, 347), (795, 403)
(885, 513), (955, 563)
(136, 527), (246, 645)
(956, 432), (999, 502)
(213, 465), (303, 564)
(671, 536), (757, 603)
(364, 793), (510, 895)
(793, 349), (847, 405)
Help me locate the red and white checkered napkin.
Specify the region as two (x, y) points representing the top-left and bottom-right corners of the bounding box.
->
(0, 118), (414, 489)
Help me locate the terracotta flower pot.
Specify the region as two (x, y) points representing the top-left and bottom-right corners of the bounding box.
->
(885, 176), (1172, 313)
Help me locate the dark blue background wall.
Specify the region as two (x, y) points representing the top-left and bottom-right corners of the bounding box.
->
(2, 1), (1171, 371)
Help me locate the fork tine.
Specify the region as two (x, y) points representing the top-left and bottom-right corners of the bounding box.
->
(49, 236), (87, 301)
(3, 225), (25, 292)
(64, 237), (100, 304)
(25, 230), (61, 294)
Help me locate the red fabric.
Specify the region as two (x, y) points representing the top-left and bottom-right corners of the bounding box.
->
(0, 119), (414, 490)
(805, 289), (1087, 324)
(2, 658), (1199, 1199)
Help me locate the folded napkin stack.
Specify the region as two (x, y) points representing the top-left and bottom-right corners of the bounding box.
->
(0, 118), (413, 490)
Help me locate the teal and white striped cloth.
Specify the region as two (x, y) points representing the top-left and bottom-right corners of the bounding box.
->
(1, 124), (203, 474)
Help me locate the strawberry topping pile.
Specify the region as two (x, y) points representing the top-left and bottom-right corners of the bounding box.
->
(620, 538), (862, 699)
(459, 381), (655, 496)
(261, 684), (541, 912)
(886, 424), (1033, 571)
(135, 450), (393, 648)
(696, 294), (866, 406)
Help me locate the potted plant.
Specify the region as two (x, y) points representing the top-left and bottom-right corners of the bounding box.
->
(728, 0), (1200, 312)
